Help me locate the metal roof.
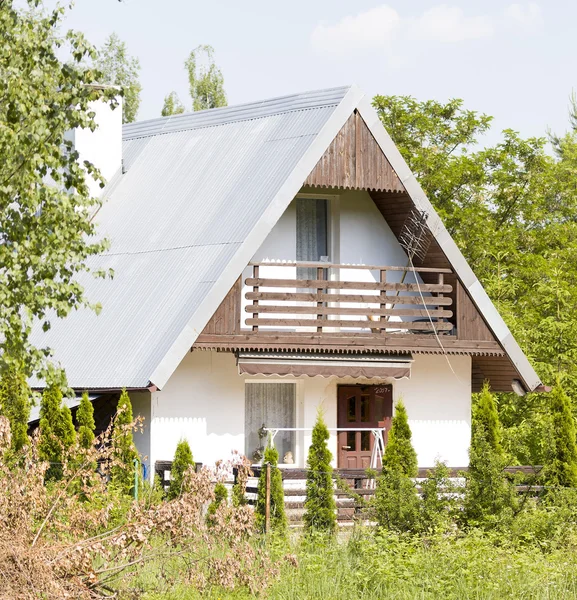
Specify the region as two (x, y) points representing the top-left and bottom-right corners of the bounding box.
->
(30, 84), (541, 392)
(31, 86), (357, 389)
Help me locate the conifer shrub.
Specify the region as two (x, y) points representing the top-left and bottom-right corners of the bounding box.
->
(167, 439), (195, 500)
(39, 384), (76, 480)
(382, 399), (417, 477)
(544, 381), (577, 488)
(0, 365), (30, 453)
(255, 443), (287, 533)
(110, 389), (139, 496)
(207, 482), (228, 525)
(464, 383), (516, 527)
(303, 411), (336, 534)
(76, 391), (95, 449)
(420, 461), (457, 533)
(375, 399), (420, 532)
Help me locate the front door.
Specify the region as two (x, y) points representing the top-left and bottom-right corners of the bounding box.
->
(337, 385), (393, 469)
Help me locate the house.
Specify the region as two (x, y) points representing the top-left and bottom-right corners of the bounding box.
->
(33, 85), (542, 476)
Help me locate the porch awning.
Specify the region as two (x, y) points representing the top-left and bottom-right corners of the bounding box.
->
(236, 351), (412, 379)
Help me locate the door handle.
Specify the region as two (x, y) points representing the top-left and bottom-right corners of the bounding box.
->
(341, 445), (351, 450)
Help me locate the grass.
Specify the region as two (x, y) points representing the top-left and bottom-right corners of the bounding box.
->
(117, 528), (577, 599)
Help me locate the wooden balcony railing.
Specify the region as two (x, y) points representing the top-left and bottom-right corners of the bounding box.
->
(244, 262), (454, 335)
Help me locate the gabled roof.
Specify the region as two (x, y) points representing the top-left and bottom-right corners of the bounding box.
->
(33, 85), (541, 392)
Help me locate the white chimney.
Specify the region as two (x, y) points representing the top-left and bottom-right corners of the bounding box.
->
(66, 95), (123, 197)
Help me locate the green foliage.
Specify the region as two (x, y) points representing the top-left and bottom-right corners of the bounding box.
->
(207, 482), (228, 525)
(38, 383), (76, 480)
(382, 400), (417, 477)
(420, 462), (458, 534)
(255, 443), (287, 534)
(464, 392), (516, 527)
(0, 1), (116, 380)
(185, 45), (227, 111)
(374, 469), (421, 533)
(110, 389), (139, 496)
(167, 439), (195, 500)
(303, 412), (336, 534)
(95, 32), (142, 123)
(473, 383), (503, 454)
(76, 391), (95, 450)
(0, 365), (30, 453)
(544, 381), (577, 487)
(161, 91), (186, 117)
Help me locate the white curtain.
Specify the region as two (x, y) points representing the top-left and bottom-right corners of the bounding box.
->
(296, 198), (328, 281)
(245, 382), (296, 463)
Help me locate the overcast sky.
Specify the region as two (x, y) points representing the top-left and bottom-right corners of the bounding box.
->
(62, 0), (575, 145)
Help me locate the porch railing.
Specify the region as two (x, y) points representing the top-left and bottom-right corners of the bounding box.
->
(263, 427), (386, 473)
(244, 261), (453, 335)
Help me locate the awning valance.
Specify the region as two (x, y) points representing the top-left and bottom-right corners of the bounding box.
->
(237, 351), (412, 379)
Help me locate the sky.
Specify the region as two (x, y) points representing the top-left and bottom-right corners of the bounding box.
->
(61, 0), (576, 146)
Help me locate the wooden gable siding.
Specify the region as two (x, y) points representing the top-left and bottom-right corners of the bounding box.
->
(304, 111), (406, 193)
(472, 356), (522, 393)
(456, 282), (494, 342)
(200, 277), (241, 335)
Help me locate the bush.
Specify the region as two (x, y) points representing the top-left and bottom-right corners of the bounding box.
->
(255, 443), (287, 534)
(382, 399), (417, 477)
(167, 439), (194, 500)
(464, 384), (516, 527)
(420, 461), (458, 534)
(76, 391), (95, 450)
(544, 381), (577, 488)
(38, 383), (76, 480)
(207, 482), (228, 525)
(374, 469), (421, 532)
(304, 411), (336, 534)
(0, 365), (31, 454)
(110, 389), (139, 496)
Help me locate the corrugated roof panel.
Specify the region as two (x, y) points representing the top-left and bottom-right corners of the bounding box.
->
(31, 86), (350, 389)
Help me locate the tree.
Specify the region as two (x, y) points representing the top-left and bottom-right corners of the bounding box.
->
(464, 384), (516, 527)
(0, 365), (30, 453)
(110, 389), (139, 496)
(95, 32), (142, 123)
(382, 400), (417, 477)
(544, 381), (577, 488)
(375, 400), (420, 532)
(185, 45), (227, 111)
(303, 412), (336, 534)
(0, 1), (116, 381)
(474, 382), (502, 454)
(161, 91), (186, 117)
(255, 443), (287, 533)
(167, 439), (195, 500)
(39, 383), (75, 480)
(76, 391), (95, 450)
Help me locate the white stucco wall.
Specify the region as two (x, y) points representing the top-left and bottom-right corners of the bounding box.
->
(147, 350), (471, 475)
(66, 98), (123, 197)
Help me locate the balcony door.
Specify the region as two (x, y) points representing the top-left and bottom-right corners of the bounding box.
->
(337, 384), (393, 469)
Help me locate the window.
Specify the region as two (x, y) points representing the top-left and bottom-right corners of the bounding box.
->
(245, 382), (296, 464)
(296, 198), (328, 280)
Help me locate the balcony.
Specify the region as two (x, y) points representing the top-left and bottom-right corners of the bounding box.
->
(243, 261), (454, 336)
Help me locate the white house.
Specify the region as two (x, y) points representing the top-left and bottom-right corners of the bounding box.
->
(32, 86), (543, 478)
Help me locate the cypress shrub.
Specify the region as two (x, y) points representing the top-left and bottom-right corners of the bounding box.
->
(39, 384), (75, 480)
(255, 443), (287, 533)
(0, 365), (31, 453)
(303, 411), (336, 534)
(464, 383), (516, 527)
(207, 482), (228, 525)
(545, 381), (577, 488)
(76, 391), (95, 449)
(110, 389), (139, 496)
(382, 399), (417, 477)
(375, 400), (420, 532)
(167, 439), (195, 500)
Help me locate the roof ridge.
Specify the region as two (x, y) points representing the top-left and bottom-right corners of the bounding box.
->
(123, 86), (352, 141)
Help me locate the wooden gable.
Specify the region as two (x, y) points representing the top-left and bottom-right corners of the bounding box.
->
(304, 111), (406, 193)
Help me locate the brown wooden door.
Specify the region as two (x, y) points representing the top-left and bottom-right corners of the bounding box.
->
(337, 385), (393, 469)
